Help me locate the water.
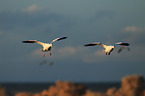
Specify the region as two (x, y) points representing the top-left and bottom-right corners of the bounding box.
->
(1, 82), (121, 96)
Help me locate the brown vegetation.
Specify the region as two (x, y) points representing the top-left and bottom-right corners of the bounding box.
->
(15, 92), (33, 96)
(0, 85), (8, 96)
(15, 80), (86, 96)
(1, 74), (145, 96)
(106, 74), (144, 96)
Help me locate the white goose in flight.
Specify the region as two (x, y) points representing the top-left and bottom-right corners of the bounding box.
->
(22, 37), (67, 57)
(84, 42), (130, 55)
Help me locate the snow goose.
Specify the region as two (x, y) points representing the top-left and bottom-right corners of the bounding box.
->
(84, 42), (129, 55)
(22, 37), (67, 57)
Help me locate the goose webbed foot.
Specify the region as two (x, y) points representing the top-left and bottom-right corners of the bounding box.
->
(43, 53), (45, 57)
(49, 52), (52, 56)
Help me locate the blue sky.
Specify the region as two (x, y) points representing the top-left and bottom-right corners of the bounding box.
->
(0, 0), (145, 82)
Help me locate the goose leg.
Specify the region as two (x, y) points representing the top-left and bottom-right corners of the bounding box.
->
(108, 52), (110, 55)
(49, 51), (52, 56)
(43, 53), (45, 57)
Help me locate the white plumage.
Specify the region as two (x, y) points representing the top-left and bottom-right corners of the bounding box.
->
(84, 42), (130, 55)
(22, 37), (67, 57)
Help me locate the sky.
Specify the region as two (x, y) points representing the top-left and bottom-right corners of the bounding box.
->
(0, 0), (145, 82)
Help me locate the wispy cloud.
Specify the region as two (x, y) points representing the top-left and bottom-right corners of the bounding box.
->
(49, 46), (86, 60)
(30, 46), (86, 61)
(22, 4), (45, 13)
(94, 50), (104, 56)
(31, 48), (42, 57)
(123, 26), (145, 33)
(121, 25), (145, 45)
(30, 46), (77, 59)
(82, 49), (110, 63)
(57, 46), (76, 56)
(29, 45), (122, 63)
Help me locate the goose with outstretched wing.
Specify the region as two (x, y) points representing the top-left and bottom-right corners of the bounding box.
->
(22, 37), (67, 57)
(84, 42), (130, 55)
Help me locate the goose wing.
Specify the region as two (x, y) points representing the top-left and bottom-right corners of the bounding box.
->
(84, 42), (107, 48)
(50, 37), (67, 44)
(115, 42), (130, 46)
(22, 40), (45, 46)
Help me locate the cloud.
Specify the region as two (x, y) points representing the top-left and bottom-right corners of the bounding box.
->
(0, 8), (74, 36)
(51, 46), (109, 63)
(57, 46), (76, 56)
(82, 50), (108, 63)
(123, 26), (145, 33)
(29, 46), (88, 61)
(50, 46), (86, 60)
(29, 46), (77, 60)
(121, 25), (145, 46)
(31, 48), (42, 57)
(22, 4), (45, 13)
(29, 45), (115, 63)
(27, 42), (145, 64)
(94, 50), (104, 56)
